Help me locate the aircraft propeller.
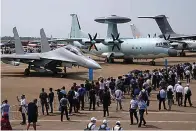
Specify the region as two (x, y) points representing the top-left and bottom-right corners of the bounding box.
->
(109, 33), (123, 51)
(86, 33), (98, 51)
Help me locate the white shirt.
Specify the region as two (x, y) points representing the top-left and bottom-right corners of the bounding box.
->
(99, 82), (105, 90)
(130, 99), (138, 109)
(159, 89), (166, 98)
(113, 125), (123, 131)
(87, 122), (96, 130)
(106, 80), (110, 88)
(185, 70), (190, 76)
(174, 84), (179, 92)
(167, 85), (174, 92)
(20, 98), (27, 113)
(176, 85), (184, 93)
(74, 91), (79, 99)
(184, 86), (190, 95)
(115, 90), (123, 100)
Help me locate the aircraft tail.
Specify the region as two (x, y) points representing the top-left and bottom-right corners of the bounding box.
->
(70, 14), (88, 38)
(40, 28), (51, 53)
(13, 27), (24, 54)
(130, 24), (142, 38)
(138, 15), (176, 35)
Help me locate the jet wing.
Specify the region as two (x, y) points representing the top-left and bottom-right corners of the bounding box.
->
(1, 53), (40, 60)
(171, 35), (196, 40)
(50, 38), (105, 43)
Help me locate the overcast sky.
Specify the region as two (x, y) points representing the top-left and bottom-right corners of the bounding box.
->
(1, 0), (196, 38)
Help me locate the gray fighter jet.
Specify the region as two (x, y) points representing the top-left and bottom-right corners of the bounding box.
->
(1, 27), (101, 76)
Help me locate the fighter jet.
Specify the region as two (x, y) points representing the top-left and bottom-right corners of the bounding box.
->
(56, 14), (177, 66)
(138, 15), (196, 56)
(1, 27), (101, 76)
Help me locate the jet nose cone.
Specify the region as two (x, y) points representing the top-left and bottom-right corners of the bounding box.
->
(86, 59), (102, 69)
(168, 48), (177, 57)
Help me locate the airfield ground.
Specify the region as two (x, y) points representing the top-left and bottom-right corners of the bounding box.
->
(1, 53), (196, 130)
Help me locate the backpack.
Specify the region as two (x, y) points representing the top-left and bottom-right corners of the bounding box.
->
(113, 126), (122, 131)
(98, 125), (107, 131)
(187, 89), (192, 96)
(84, 123), (94, 131)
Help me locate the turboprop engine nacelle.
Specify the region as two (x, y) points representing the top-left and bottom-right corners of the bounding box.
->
(103, 39), (115, 45)
(1, 60), (20, 66)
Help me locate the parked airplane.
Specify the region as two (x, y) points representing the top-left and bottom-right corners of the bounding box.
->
(1, 27), (101, 76)
(138, 15), (196, 56)
(57, 14), (177, 66)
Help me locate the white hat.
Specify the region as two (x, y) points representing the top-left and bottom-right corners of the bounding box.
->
(187, 83), (190, 86)
(91, 117), (97, 121)
(116, 121), (120, 124)
(178, 81), (181, 83)
(103, 119), (108, 124)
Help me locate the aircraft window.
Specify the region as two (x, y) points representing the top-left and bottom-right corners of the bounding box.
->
(156, 43), (158, 46)
(132, 47), (134, 49)
(140, 47), (141, 49)
(136, 47), (138, 49)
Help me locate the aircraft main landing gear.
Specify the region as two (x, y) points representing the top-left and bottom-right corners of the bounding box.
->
(123, 58), (133, 64)
(105, 57), (114, 63)
(149, 61), (156, 66)
(179, 52), (186, 57)
(24, 68), (30, 76)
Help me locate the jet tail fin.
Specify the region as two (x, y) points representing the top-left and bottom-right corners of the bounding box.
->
(40, 28), (51, 53)
(70, 14), (88, 38)
(13, 27), (25, 54)
(130, 24), (142, 38)
(138, 15), (176, 35)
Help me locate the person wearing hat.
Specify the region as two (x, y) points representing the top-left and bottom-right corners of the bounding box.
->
(184, 84), (192, 107)
(85, 117), (96, 130)
(98, 119), (110, 131)
(1, 113), (12, 130)
(17, 94), (27, 125)
(112, 121), (122, 131)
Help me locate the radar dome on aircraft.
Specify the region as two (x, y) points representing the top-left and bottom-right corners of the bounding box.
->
(95, 15), (131, 24)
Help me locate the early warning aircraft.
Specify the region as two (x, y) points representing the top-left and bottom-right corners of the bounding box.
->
(60, 14), (177, 65)
(1, 27), (101, 76)
(138, 15), (196, 56)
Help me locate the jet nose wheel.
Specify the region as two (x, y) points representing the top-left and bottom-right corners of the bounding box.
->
(24, 68), (30, 76)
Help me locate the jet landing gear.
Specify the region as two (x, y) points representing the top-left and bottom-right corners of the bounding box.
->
(24, 64), (31, 76)
(123, 58), (133, 64)
(149, 60), (156, 66)
(105, 57), (114, 63)
(179, 50), (186, 57)
(24, 68), (30, 76)
(61, 66), (67, 78)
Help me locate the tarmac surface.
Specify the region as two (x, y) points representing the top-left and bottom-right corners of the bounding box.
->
(1, 54), (196, 130)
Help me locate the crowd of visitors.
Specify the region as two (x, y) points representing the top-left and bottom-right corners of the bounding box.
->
(1, 62), (196, 130)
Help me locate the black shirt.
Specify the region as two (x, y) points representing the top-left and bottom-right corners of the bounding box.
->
(89, 89), (96, 99)
(39, 92), (48, 103)
(68, 90), (75, 101)
(48, 92), (54, 102)
(28, 102), (38, 117)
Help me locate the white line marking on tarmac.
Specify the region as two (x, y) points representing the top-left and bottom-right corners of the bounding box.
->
(10, 110), (196, 115)
(10, 119), (196, 123)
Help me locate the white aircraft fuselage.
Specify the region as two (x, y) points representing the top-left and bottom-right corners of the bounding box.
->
(81, 38), (176, 59)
